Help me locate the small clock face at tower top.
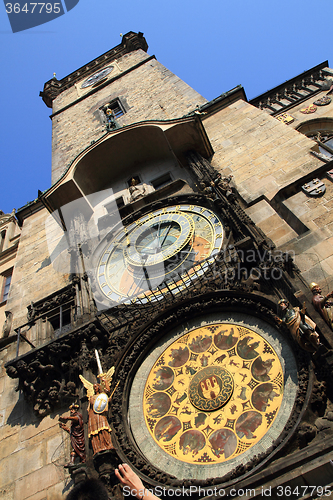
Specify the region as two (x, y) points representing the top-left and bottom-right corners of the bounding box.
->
(96, 204), (224, 303)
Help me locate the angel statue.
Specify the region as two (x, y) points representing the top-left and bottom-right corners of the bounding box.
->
(79, 364), (116, 455)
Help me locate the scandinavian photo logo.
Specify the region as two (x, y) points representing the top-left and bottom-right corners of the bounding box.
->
(4, 0), (80, 33)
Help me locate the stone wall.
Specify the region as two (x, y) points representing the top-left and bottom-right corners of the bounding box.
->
(202, 96), (333, 293)
(0, 341), (67, 500)
(282, 177), (333, 290)
(6, 207), (70, 334)
(202, 99), (323, 203)
(51, 53), (207, 184)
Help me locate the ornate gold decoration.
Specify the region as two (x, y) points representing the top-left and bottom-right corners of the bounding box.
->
(143, 324), (283, 464)
(313, 96), (331, 106)
(189, 366), (233, 411)
(276, 113), (295, 124)
(300, 104), (317, 114)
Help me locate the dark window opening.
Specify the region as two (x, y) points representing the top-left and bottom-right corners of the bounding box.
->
(102, 99), (125, 121)
(151, 173), (173, 190)
(0, 230), (5, 253)
(47, 301), (74, 337)
(105, 196), (125, 214)
(116, 196), (125, 209)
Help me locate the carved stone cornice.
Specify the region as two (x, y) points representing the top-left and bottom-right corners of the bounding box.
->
(26, 284), (77, 321)
(40, 31), (148, 108)
(5, 319), (109, 417)
(250, 61), (332, 115)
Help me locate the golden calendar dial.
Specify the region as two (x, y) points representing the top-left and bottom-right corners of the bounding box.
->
(143, 324), (284, 464)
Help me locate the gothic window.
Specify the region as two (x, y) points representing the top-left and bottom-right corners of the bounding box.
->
(0, 230), (5, 253)
(26, 286), (77, 340)
(1, 268), (12, 303)
(115, 196), (125, 209)
(47, 301), (74, 337)
(307, 131), (333, 159)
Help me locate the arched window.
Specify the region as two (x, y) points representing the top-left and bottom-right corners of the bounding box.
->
(296, 117), (333, 159)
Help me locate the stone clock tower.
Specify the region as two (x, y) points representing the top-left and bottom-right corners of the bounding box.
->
(2, 32), (333, 500)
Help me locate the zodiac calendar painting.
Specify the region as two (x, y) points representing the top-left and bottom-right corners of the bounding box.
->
(142, 324), (284, 464)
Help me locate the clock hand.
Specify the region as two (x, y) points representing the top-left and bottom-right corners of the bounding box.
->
(129, 273), (145, 295)
(128, 254), (149, 295)
(160, 223), (173, 247)
(156, 221), (162, 250)
(140, 238), (160, 254)
(140, 223), (164, 254)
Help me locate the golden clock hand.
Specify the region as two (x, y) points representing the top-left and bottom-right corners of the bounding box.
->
(160, 223), (173, 247)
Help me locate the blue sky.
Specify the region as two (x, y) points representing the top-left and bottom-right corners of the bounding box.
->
(0, 0), (332, 215)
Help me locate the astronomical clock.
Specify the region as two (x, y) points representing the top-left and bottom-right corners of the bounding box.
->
(5, 33), (333, 500)
(69, 188), (313, 492)
(94, 203), (224, 304)
(6, 181), (315, 498)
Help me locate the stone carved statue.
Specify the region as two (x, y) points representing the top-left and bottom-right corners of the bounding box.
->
(212, 173), (235, 200)
(1, 310), (12, 338)
(199, 174), (235, 202)
(129, 178), (147, 202)
(79, 366), (116, 455)
(59, 404), (86, 466)
(310, 283), (333, 331)
(275, 299), (321, 352)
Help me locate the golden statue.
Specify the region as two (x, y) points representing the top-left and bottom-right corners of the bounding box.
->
(79, 364), (115, 455)
(275, 299), (320, 352)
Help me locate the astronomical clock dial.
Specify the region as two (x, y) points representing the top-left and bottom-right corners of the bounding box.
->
(97, 204), (224, 303)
